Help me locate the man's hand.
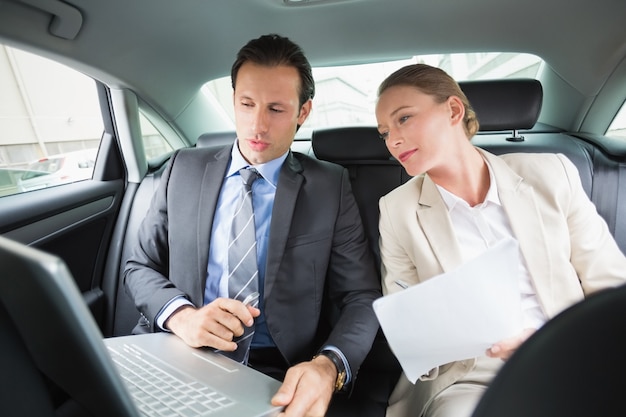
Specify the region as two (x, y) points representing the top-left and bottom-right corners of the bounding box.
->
(165, 298), (260, 349)
(271, 355), (336, 417)
(486, 328), (536, 360)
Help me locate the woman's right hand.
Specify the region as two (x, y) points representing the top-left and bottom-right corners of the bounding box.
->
(486, 328), (536, 360)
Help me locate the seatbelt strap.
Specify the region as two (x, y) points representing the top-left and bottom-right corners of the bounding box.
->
(615, 163), (626, 254)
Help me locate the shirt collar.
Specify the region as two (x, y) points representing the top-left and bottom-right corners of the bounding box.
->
(227, 139), (288, 188)
(437, 159), (501, 212)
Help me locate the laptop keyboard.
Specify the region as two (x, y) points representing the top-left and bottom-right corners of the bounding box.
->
(108, 344), (236, 417)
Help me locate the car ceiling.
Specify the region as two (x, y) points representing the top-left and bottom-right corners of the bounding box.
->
(1, 0), (625, 132)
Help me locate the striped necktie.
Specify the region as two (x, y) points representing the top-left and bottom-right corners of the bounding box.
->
(223, 167), (260, 363)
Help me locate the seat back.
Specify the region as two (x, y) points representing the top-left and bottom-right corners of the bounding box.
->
(312, 126), (410, 270)
(471, 284), (626, 417)
(195, 131), (236, 148)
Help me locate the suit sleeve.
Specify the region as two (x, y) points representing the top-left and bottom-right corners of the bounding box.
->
(123, 151), (189, 332)
(558, 154), (626, 293)
(379, 194), (419, 297)
(323, 168), (382, 377)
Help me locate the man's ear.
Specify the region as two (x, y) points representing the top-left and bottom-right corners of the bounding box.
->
(297, 99), (313, 125)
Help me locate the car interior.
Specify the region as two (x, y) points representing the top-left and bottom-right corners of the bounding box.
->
(1, 0), (626, 415)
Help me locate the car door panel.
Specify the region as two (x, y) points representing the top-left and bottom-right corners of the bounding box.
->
(0, 178), (125, 329)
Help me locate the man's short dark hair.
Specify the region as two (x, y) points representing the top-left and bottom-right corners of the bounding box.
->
(231, 34), (315, 107)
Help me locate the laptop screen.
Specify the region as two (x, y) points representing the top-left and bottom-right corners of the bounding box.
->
(0, 235), (139, 417)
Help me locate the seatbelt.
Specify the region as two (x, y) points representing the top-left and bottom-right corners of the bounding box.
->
(615, 163), (626, 254)
(590, 153), (626, 254)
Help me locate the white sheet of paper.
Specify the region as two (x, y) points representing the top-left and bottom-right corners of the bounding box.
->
(373, 238), (523, 383)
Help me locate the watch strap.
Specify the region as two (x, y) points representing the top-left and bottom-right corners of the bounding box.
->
(315, 349), (347, 393)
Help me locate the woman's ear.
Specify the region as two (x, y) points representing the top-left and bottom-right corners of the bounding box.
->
(448, 95), (466, 126)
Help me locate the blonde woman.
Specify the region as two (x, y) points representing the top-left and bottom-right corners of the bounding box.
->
(375, 64), (626, 417)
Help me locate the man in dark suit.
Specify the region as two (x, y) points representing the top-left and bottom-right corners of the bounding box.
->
(124, 34), (382, 416)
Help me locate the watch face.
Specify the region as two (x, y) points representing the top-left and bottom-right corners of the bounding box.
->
(336, 370), (346, 392)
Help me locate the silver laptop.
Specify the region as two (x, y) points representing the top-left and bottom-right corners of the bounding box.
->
(0, 235), (282, 417)
(104, 333), (283, 417)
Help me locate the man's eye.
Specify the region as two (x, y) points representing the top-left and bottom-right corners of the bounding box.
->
(270, 108), (284, 113)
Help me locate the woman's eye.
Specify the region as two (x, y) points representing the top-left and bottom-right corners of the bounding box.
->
(399, 115), (410, 124)
(379, 131), (389, 141)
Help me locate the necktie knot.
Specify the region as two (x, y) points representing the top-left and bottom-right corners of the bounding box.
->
(239, 168), (260, 189)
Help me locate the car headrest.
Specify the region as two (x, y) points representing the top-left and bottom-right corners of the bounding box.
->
(460, 78), (543, 131)
(196, 131), (236, 148)
(312, 79), (543, 162)
(312, 127), (392, 162)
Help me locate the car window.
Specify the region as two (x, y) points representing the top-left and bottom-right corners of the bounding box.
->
(139, 111), (173, 161)
(203, 52), (543, 133)
(0, 44), (103, 197)
(607, 101), (626, 139)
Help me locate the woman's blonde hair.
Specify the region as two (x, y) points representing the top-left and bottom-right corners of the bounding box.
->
(378, 64), (479, 138)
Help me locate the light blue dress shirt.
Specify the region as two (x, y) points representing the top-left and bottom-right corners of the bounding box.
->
(204, 143), (285, 348)
(156, 142), (285, 349)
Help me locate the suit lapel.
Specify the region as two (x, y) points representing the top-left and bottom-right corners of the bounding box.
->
(481, 150), (553, 296)
(195, 146), (231, 300)
(417, 175), (464, 273)
(264, 152), (303, 297)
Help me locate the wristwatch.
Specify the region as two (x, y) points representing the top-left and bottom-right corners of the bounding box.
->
(314, 349), (347, 393)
